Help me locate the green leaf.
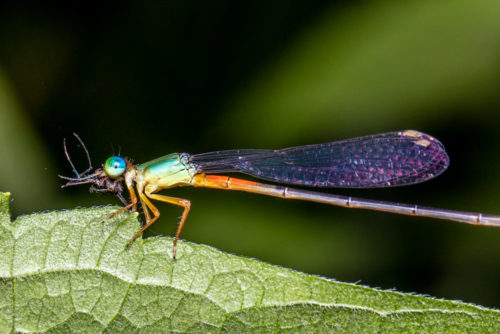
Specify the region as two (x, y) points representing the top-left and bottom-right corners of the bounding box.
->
(0, 192), (498, 333)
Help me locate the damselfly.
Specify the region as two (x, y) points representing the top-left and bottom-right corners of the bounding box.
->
(59, 130), (500, 259)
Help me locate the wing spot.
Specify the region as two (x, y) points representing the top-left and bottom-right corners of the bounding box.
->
(415, 139), (431, 147)
(401, 130), (423, 138)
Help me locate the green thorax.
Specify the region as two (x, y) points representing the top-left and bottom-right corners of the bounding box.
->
(137, 153), (196, 188)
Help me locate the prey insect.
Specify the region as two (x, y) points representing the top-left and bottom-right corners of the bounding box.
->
(59, 130), (500, 259)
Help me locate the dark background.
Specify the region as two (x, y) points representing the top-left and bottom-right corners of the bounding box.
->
(1, 1), (499, 307)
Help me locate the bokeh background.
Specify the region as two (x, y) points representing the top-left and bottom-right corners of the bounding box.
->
(1, 1), (499, 308)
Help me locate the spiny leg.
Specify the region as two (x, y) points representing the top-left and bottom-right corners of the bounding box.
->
(141, 193), (191, 260)
(103, 202), (135, 224)
(133, 193), (152, 243)
(102, 183), (138, 223)
(126, 192), (159, 248)
(139, 195), (152, 222)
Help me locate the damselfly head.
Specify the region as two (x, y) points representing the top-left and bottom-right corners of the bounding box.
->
(58, 133), (125, 197)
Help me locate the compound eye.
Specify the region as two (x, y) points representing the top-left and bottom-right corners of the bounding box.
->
(104, 156), (126, 178)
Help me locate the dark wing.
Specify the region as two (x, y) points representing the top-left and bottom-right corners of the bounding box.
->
(189, 130), (449, 188)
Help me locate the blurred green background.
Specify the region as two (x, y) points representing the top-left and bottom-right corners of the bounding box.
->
(1, 0), (499, 307)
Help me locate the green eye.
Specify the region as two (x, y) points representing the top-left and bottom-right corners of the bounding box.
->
(104, 156), (126, 178)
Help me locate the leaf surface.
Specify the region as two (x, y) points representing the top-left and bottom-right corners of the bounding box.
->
(0, 193), (498, 333)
